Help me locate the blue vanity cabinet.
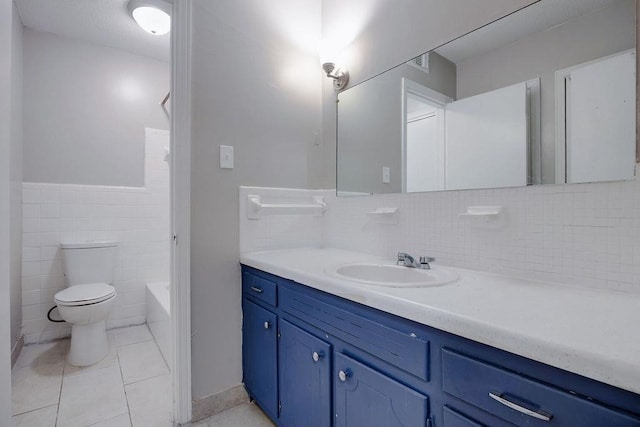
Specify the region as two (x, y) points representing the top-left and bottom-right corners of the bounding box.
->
(242, 298), (278, 419)
(441, 348), (640, 427)
(241, 265), (640, 427)
(334, 352), (429, 427)
(278, 319), (332, 427)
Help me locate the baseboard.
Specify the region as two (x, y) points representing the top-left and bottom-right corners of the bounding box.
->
(11, 335), (24, 368)
(190, 384), (248, 423)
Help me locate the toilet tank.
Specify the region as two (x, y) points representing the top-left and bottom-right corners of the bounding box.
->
(61, 241), (118, 286)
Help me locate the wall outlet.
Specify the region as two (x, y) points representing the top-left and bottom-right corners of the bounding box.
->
(383, 167), (391, 184)
(220, 145), (234, 169)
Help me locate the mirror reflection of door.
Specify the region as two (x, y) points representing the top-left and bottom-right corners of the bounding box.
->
(402, 79), (452, 192)
(556, 50), (636, 184)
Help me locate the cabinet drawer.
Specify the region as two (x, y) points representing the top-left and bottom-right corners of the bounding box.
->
(242, 270), (277, 307)
(443, 406), (485, 427)
(280, 286), (429, 381)
(442, 348), (640, 427)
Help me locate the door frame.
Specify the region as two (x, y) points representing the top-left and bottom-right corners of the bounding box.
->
(400, 78), (452, 193)
(171, 0), (193, 423)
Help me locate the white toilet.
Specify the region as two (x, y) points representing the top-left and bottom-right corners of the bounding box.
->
(55, 241), (118, 366)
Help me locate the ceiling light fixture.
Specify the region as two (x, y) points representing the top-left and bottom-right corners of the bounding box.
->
(128, 0), (171, 35)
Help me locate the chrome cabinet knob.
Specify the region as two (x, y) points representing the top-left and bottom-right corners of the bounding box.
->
(312, 351), (324, 362)
(263, 321), (270, 329)
(338, 369), (351, 382)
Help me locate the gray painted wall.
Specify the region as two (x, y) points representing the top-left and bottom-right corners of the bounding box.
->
(23, 29), (169, 187)
(337, 54), (455, 194)
(190, 0), (322, 400)
(456, 0), (636, 184)
(10, 0), (23, 354)
(320, 0), (537, 189)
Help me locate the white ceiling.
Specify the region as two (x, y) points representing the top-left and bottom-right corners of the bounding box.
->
(16, 0), (170, 62)
(435, 0), (620, 64)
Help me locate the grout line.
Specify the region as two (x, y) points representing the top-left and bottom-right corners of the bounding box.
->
(11, 403), (58, 417)
(54, 345), (67, 427)
(116, 341), (135, 426)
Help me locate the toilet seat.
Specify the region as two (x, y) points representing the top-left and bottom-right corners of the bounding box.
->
(55, 283), (116, 307)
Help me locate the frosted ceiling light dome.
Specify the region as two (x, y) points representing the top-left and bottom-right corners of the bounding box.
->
(128, 0), (171, 35)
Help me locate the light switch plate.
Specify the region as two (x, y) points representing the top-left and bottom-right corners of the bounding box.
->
(220, 145), (234, 169)
(382, 166), (391, 184)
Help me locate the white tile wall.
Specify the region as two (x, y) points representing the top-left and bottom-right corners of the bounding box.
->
(239, 186), (325, 254)
(21, 128), (170, 344)
(323, 177), (640, 293)
(240, 176), (640, 293)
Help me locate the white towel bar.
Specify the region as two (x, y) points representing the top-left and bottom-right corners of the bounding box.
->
(247, 195), (326, 219)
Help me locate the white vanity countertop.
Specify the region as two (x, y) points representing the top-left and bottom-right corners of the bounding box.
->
(241, 247), (640, 395)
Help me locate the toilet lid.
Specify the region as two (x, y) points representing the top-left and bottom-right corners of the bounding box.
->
(55, 283), (116, 306)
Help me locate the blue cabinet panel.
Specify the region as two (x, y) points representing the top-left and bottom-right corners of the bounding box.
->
(443, 406), (486, 427)
(334, 353), (429, 427)
(242, 299), (278, 418)
(241, 266), (640, 427)
(280, 285), (430, 381)
(278, 320), (332, 427)
(243, 270), (278, 306)
(442, 348), (640, 427)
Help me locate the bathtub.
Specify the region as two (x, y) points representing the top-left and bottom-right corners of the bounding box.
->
(146, 281), (171, 368)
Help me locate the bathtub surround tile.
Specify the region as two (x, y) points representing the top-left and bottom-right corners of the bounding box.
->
(12, 404), (58, 426)
(20, 128), (170, 344)
(125, 374), (173, 427)
(117, 340), (169, 384)
(57, 363), (129, 426)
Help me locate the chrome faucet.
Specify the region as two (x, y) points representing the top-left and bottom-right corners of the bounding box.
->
(397, 252), (436, 270)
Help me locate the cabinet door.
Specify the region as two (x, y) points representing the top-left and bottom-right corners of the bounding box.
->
(243, 299), (278, 417)
(278, 320), (332, 427)
(334, 353), (429, 427)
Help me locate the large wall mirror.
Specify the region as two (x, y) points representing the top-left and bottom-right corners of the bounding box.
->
(337, 0), (637, 195)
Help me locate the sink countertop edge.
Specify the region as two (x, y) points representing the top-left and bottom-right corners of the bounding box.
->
(240, 247), (640, 395)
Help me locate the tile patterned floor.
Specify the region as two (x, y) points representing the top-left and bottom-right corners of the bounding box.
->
(12, 324), (171, 427)
(12, 324), (274, 426)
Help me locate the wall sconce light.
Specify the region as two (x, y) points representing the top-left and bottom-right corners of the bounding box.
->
(128, 0), (171, 35)
(322, 62), (349, 90)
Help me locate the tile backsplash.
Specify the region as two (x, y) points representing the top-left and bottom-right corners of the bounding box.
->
(241, 175), (640, 293)
(21, 128), (170, 344)
(323, 177), (640, 293)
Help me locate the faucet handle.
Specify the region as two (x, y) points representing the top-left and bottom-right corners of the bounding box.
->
(419, 256), (435, 263)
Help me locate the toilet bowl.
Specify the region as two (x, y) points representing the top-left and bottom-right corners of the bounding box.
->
(56, 241), (118, 367)
(55, 283), (117, 366)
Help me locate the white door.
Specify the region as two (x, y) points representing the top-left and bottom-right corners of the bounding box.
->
(406, 101), (445, 192)
(445, 82), (528, 190)
(565, 51), (636, 184)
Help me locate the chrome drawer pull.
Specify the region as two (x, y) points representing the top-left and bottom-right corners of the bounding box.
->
(489, 392), (552, 421)
(312, 351), (324, 362)
(263, 321), (270, 329)
(250, 286), (264, 293)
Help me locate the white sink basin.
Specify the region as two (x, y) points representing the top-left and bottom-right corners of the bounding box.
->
(330, 263), (459, 287)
